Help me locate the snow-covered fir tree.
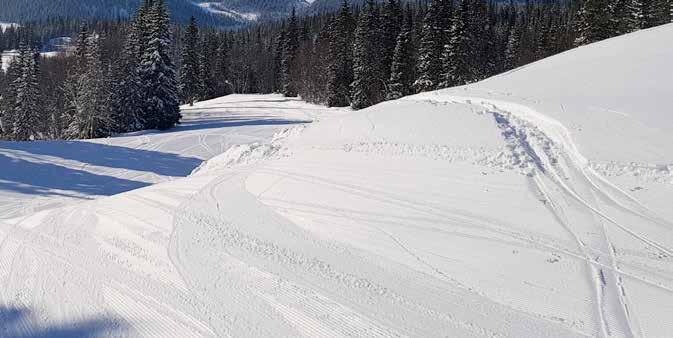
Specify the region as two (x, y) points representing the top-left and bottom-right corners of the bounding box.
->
(179, 16), (201, 106)
(138, 0), (181, 130)
(10, 41), (41, 141)
(326, 0), (355, 107)
(281, 8), (299, 97)
(441, 0), (473, 87)
(612, 0), (643, 34)
(574, 0), (614, 46)
(413, 0), (452, 93)
(504, 18), (522, 71)
(380, 0), (403, 84)
(351, 0), (385, 110)
(387, 6), (416, 100)
(64, 33), (112, 139)
(213, 36), (232, 97)
(111, 2), (149, 133)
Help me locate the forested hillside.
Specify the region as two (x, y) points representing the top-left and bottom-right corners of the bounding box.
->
(0, 0), (240, 26)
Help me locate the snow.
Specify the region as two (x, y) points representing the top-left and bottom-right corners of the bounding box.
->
(1, 50), (62, 71)
(196, 2), (260, 22)
(0, 22), (18, 31)
(1, 25), (673, 337)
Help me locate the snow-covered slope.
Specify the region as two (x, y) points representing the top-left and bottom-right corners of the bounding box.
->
(1, 25), (672, 337)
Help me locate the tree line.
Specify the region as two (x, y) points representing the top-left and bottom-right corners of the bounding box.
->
(0, 0), (671, 141)
(0, 0), (180, 141)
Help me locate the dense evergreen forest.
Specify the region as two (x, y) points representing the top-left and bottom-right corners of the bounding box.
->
(0, 0), (671, 141)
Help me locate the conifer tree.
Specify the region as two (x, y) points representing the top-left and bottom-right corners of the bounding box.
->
(504, 18), (522, 70)
(179, 16), (201, 106)
(272, 28), (286, 93)
(138, 0), (181, 130)
(441, 0), (473, 87)
(213, 36), (232, 97)
(413, 0), (452, 92)
(281, 8), (299, 97)
(644, 0), (671, 26)
(74, 23), (89, 69)
(574, 0), (614, 46)
(112, 2), (149, 132)
(351, 0), (385, 109)
(381, 0), (403, 82)
(387, 7), (416, 100)
(64, 33), (112, 139)
(326, 0), (355, 107)
(11, 42), (41, 141)
(612, 0), (642, 34)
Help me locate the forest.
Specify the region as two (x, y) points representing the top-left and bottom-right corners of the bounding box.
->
(0, 0), (671, 141)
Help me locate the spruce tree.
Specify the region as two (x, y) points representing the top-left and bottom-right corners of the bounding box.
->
(574, 0), (614, 46)
(179, 16), (201, 106)
(326, 0), (355, 107)
(74, 23), (89, 69)
(413, 0), (452, 93)
(213, 35), (232, 97)
(612, 0), (642, 34)
(387, 7), (416, 100)
(138, 0), (181, 130)
(381, 0), (403, 83)
(64, 33), (112, 139)
(11, 42), (41, 141)
(504, 19), (522, 71)
(112, 2), (149, 132)
(272, 28), (286, 93)
(281, 8), (299, 97)
(351, 0), (385, 109)
(441, 0), (472, 87)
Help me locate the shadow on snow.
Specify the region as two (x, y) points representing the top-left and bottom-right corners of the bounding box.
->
(0, 306), (129, 338)
(0, 117), (309, 198)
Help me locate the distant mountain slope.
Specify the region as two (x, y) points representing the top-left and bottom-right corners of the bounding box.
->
(0, 0), (310, 27)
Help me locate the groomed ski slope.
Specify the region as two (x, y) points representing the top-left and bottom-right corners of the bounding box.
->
(1, 24), (672, 337)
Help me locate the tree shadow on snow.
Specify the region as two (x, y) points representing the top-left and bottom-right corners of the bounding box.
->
(173, 118), (311, 133)
(0, 153), (151, 198)
(0, 140), (202, 178)
(0, 117), (309, 198)
(0, 306), (129, 338)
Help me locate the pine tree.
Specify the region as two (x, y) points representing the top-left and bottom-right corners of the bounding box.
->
(272, 28), (286, 93)
(351, 0), (385, 109)
(138, 0), (181, 130)
(64, 33), (112, 139)
(441, 0), (472, 87)
(199, 30), (221, 100)
(281, 8), (299, 97)
(213, 35), (232, 97)
(643, 0), (671, 26)
(74, 23), (89, 69)
(326, 0), (355, 107)
(413, 0), (452, 92)
(387, 7), (416, 100)
(179, 16), (201, 106)
(612, 0), (642, 34)
(381, 0), (403, 83)
(11, 42), (41, 141)
(504, 18), (522, 70)
(112, 2), (149, 132)
(574, 0), (614, 46)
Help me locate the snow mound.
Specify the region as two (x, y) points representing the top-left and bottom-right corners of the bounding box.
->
(246, 25), (673, 337)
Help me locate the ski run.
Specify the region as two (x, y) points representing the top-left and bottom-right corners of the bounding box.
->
(1, 24), (672, 337)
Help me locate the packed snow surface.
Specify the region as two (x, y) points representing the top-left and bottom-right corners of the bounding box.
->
(1, 25), (672, 337)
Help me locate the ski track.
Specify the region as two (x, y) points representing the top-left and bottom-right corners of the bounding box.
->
(404, 94), (672, 338)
